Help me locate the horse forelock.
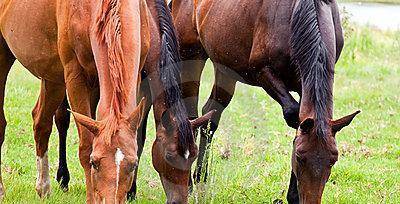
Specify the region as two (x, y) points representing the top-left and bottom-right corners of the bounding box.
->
(96, 115), (119, 146)
(95, 0), (127, 120)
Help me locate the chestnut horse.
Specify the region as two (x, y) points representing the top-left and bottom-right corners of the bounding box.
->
(48, 0), (214, 203)
(171, 0), (360, 203)
(0, 0), (151, 202)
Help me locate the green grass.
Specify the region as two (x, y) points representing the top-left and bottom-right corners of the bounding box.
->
(1, 26), (399, 203)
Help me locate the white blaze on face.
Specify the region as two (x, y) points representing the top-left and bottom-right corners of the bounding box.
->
(184, 150), (190, 160)
(115, 148), (125, 198)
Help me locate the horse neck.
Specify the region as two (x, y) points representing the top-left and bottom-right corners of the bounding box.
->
(299, 87), (333, 122)
(91, 0), (142, 119)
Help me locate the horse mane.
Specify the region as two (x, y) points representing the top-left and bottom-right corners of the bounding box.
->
(95, 0), (127, 144)
(291, 0), (334, 139)
(156, 0), (194, 155)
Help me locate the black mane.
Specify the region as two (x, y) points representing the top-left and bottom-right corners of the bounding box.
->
(291, 0), (334, 139)
(155, 0), (194, 154)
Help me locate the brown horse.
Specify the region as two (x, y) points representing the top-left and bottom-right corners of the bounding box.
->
(49, 0), (214, 203)
(130, 1), (215, 203)
(0, 0), (151, 202)
(171, 0), (360, 203)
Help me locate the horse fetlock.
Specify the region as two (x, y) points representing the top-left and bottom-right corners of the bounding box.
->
(35, 179), (51, 198)
(56, 165), (70, 192)
(36, 152), (51, 198)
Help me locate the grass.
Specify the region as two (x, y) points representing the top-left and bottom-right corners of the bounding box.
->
(1, 25), (399, 203)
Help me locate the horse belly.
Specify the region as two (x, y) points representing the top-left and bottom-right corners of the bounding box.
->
(0, 0), (64, 82)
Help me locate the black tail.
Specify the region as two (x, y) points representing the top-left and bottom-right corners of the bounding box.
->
(155, 0), (194, 154)
(290, 0), (333, 138)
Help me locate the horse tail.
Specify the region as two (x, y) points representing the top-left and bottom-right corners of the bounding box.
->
(290, 0), (334, 138)
(155, 0), (194, 155)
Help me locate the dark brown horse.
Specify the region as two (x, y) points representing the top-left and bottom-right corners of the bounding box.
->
(171, 0), (360, 203)
(53, 0), (214, 203)
(127, 1), (214, 202)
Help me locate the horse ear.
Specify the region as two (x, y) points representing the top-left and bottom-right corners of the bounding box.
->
(128, 97), (147, 129)
(70, 110), (100, 135)
(331, 110), (360, 133)
(299, 118), (314, 133)
(190, 110), (216, 130)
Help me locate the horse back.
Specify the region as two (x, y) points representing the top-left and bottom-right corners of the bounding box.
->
(195, 0), (295, 71)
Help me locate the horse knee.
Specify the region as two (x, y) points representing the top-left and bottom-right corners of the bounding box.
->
(33, 122), (52, 138)
(55, 111), (70, 134)
(283, 102), (300, 129)
(33, 121), (52, 155)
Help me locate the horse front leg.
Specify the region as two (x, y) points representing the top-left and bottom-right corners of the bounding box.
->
(32, 80), (66, 198)
(287, 171), (300, 204)
(196, 64), (236, 183)
(258, 67), (300, 129)
(127, 77), (152, 201)
(55, 96), (70, 192)
(63, 57), (96, 203)
(180, 54), (207, 191)
(0, 40), (14, 198)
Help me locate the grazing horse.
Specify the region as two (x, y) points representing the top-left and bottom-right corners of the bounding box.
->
(129, 1), (215, 203)
(52, 0), (214, 203)
(171, 0), (360, 203)
(0, 0), (150, 202)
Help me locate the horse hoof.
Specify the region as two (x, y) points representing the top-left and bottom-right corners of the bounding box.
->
(56, 166), (70, 192)
(283, 103), (300, 129)
(36, 182), (51, 198)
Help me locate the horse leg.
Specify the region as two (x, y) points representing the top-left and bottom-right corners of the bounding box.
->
(63, 57), (95, 203)
(32, 80), (66, 198)
(180, 53), (207, 190)
(127, 78), (152, 201)
(287, 171), (299, 204)
(258, 68), (300, 129)
(195, 64), (237, 183)
(180, 56), (207, 121)
(0, 37), (15, 198)
(55, 96), (70, 192)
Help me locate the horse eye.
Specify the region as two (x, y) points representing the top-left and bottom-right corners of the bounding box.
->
(329, 159), (337, 167)
(90, 159), (100, 171)
(296, 154), (306, 165)
(127, 161), (138, 173)
(165, 151), (176, 161)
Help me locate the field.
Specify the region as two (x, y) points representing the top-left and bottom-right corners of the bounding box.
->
(1, 24), (399, 203)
